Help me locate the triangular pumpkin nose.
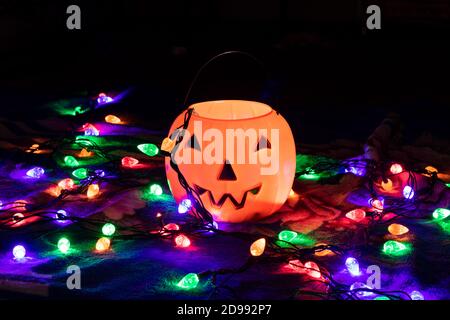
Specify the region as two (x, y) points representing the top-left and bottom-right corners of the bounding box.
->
(218, 160), (237, 181)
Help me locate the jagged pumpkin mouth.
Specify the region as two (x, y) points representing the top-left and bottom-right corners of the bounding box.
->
(193, 184), (262, 209)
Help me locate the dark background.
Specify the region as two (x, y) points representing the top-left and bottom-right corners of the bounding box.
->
(1, 0), (449, 143)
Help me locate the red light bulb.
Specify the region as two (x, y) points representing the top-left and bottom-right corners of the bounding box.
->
(371, 199), (384, 213)
(121, 156), (139, 168)
(58, 178), (75, 190)
(175, 234), (191, 248)
(304, 261), (321, 279)
(390, 163), (403, 175)
(164, 223), (180, 231)
(345, 209), (366, 222)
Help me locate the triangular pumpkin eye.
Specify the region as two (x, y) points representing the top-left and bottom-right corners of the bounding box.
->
(187, 134), (201, 151)
(218, 160), (237, 181)
(256, 136), (271, 151)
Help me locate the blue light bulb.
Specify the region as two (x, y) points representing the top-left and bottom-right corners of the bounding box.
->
(410, 290), (424, 300)
(26, 167), (45, 179)
(55, 210), (69, 223)
(345, 257), (361, 276)
(403, 185), (415, 199)
(350, 282), (374, 297)
(13, 245), (26, 260)
(178, 198), (192, 214)
(97, 93), (114, 105)
(84, 127), (99, 136)
(95, 169), (105, 177)
(345, 166), (366, 177)
(208, 221), (219, 233)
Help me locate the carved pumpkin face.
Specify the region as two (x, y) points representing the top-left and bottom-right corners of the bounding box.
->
(165, 100), (296, 223)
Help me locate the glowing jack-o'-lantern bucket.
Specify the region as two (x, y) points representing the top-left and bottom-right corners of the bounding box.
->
(165, 99), (296, 223)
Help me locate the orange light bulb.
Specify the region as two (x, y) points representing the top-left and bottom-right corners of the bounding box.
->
(289, 189), (296, 198)
(250, 238), (266, 256)
(314, 243), (334, 256)
(78, 148), (93, 157)
(105, 114), (121, 124)
(87, 184), (100, 198)
(287, 188), (300, 207)
(381, 179), (393, 192)
(161, 137), (176, 153)
(58, 178), (75, 190)
(46, 185), (62, 197)
(425, 166), (438, 174)
(95, 237), (111, 252)
(388, 223), (409, 236)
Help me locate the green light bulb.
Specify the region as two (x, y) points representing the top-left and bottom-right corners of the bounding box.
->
(298, 167), (321, 181)
(278, 230), (315, 246)
(177, 273), (199, 290)
(102, 223), (116, 236)
(278, 230), (298, 242)
(299, 172), (320, 181)
(72, 168), (88, 179)
(374, 296), (390, 300)
(382, 240), (411, 257)
(446, 183), (450, 188)
(74, 105), (87, 115)
(149, 184), (163, 196)
(64, 156), (79, 167)
(137, 143), (159, 157)
(438, 221), (450, 234)
(58, 237), (71, 254)
(432, 208), (450, 220)
(75, 136), (96, 147)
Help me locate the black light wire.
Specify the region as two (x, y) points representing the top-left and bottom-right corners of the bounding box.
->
(2, 52), (446, 299)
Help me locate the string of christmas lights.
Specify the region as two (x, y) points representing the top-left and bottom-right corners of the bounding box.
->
(0, 91), (448, 300)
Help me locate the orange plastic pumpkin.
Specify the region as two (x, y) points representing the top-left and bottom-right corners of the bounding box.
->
(165, 100), (296, 223)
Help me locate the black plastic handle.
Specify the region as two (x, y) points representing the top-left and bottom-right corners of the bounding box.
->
(183, 51), (266, 108)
